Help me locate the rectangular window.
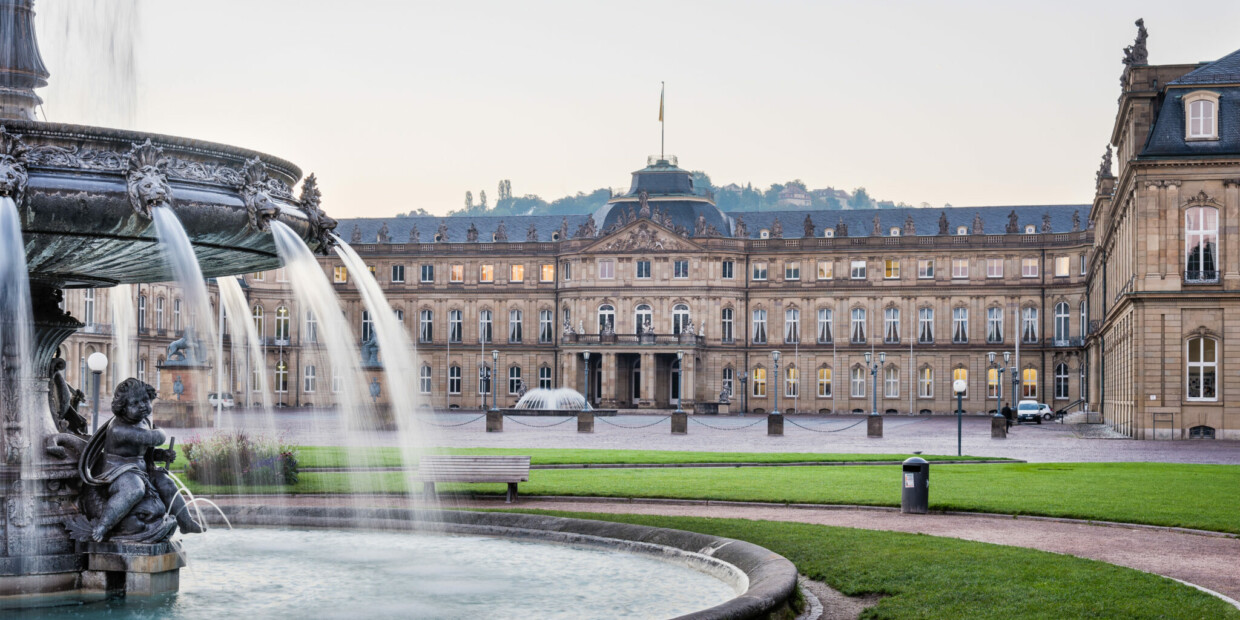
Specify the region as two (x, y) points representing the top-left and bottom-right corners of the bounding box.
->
(449, 310), (462, 343)
(391, 264), (405, 283)
(637, 260), (652, 279)
(479, 264), (494, 283)
(917, 259), (933, 279)
(988, 368), (1000, 398)
(884, 366), (899, 398)
(817, 308), (833, 344)
(918, 308), (934, 344)
(539, 366), (552, 390)
(952, 307), (968, 344)
(721, 308), (734, 343)
(785, 367), (799, 398)
(884, 259), (900, 279)
(539, 310), (553, 344)
(508, 309), (522, 343)
(752, 309), (768, 344)
(560, 261), (570, 281)
(599, 260), (615, 279)
(784, 261), (800, 280)
(919, 367), (933, 398)
(508, 366), (522, 395)
(752, 262), (768, 281)
(1022, 307), (1039, 343)
(537, 264), (553, 282)
(419, 309), (433, 343)
(510, 264), (525, 282)
(1021, 258), (1039, 278)
(420, 264), (434, 282)
(1022, 368), (1038, 399)
(333, 266), (348, 283)
(419, 366), (432, 395)
(449, 366), (461, 394)
(1080, 254), (1087, 275)
(752, 368), (767, 398)
(479, 310), (493, 344)
(850, 261), (866, 279)
(674, 260), (690, 279)
(851, 366), (865, 398)
(276, 268), (288, 283)
(331, 370), (342, 394)
(884, 307), (900, 344)
(721, 260), (735, 279)
(850, 308), (866, 344)
(987, 307), (1003, 343)
(723, 368), (734, 399)
(986, 258), (1003, 278)
(1054, 256), (1070, 277)
(784, 308), (800, 344)
(252, 272), (264, 282)
(817, 368), (832, 398)
(951, 259), (968, 279)
(450, 265), (464, 283)
(817, 260), (833, 280)
(303, 366), (316, 393)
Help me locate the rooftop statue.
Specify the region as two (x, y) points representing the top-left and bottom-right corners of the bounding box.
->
(972, 212), (984, 235)
(803, 214), (814, 237)
(1072, 210), (1081, 232)
(408, 224), (420, 243)
(527, 222), (539, 241)
(836, 216), (848, 237)
(904, 214), (916, 235)
(938, 211), (949, 235)
(734, 215), (748, 238)
(695, 214), (707, 237)
(1122, 18), (1149, 66)
(771, 216), (783, 238)
(638, 190), (651, 218)
(436, 221), (449, 242)
(558, 217), (569, 240)
(494, 220), (508, 242)
(466, 222), (479, 242)
(376, 221), (391, 243)
(350, 223), (362, 244)
(69, 378), (204, 543)
(872, 213), (881, 237)
(1006, 210), (1019, 234)
(1042, 213), (1053, 233)
(1096, 145), (1114, 188)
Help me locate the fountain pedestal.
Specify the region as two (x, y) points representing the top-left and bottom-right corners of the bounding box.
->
(80, 540), (185, 597)
(155, 363), (211, 428)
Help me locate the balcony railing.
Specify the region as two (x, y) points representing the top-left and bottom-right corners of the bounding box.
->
(1185, 269), (1219, 284)
(1051, 337), (1085, 348)
(564, 332), (705, 346)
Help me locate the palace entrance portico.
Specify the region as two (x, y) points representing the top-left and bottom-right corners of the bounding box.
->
(561, 338), (703, 410)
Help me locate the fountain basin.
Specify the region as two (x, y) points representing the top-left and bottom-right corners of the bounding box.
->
(3, 119), (328, 287)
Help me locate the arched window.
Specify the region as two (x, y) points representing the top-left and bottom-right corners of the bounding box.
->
(508, 309), (523, 343)
(1021, 307), (1038, 343)
(952, 307), (968, 343)
(303, 365), (317, 393)
(918, 366), (933, 398)
(449, 309), (463, 343)
(137, 294), (147, 329)
(1054, 363), (1069, 400)
(752, 309), (767, 344)
(598, 304), (615, 332)
(987, 307), (1003, 343)
(448, 364), (462, 394)
(785, 366), (798, 398)
(850, 365), (866, 398)
(1187, 337), (1218, 401)
(1186, 206), (1219, 282)
(884, 365), (899, 398)
(673, 304), (691, 335)
(1021, 368), (1038, 399)
(953, 367), (968, 398)
(752, 367), (767, 397)
(361, 310), (374, 342)
(784, 308), (800, 343)
(275, 359), (288, 393)
(850, 308), (866, 344)
(817, 367), (832, 397)
(539, 366), (552, 390)
(1053, 302), (1070, 344)
(420, 364), (432, 394)
(478, 309), (492, 343)
(419, 309), (433, 343)
(252, 304), (263, 339)
(635, 304), (653, 334)
(1185, 92), (1219, 140)
(275, 306), (290, 342)
(884, 308), (899, 344)
(918, 308), (934, 343)
(817, 308), (834, 344)
(721, 307), (735, 343)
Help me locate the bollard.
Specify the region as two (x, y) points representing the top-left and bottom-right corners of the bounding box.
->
(671, 411), (687, 435)
(900, 457), (929, 514)
(867, 415), (883, 438)
(485, 410), (503, 433)
(991, 414), (1007, 439)
(577, 410), (594, 433)
(767, 413), (783, 436)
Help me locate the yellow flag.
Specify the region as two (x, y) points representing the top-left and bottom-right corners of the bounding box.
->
(659, 83), (664, 122)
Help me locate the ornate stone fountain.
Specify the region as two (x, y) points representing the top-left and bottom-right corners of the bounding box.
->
(0, 0), (336, 603)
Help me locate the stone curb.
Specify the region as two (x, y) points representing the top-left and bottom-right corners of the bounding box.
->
(209, 504), (800, 620)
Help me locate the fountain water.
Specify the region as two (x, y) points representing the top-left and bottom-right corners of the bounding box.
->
(216, 275), (272, 412)
(0, 195), (40, 467)
(109, 283), (134, 380)
(515, 387), (587, 411)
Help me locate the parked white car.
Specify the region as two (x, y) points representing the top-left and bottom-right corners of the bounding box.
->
(1016, 400), (1053, 424)
(207, 392), (235, 408)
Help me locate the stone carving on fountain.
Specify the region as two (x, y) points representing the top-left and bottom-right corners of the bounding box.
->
(240, 157), (280, 232)
(0, 125), (30, 206)
(124, 139), (172, 219)
(298, 173), (338, 254)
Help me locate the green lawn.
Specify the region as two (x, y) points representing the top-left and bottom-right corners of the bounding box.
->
(172, 446), (1006, 469)
(183, 462), (1240, 534)
(518, 511), (1239, 620)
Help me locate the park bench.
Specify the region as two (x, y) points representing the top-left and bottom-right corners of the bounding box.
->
(415, 455), (531, 503)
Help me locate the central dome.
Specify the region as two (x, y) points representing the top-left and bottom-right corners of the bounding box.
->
(592, 156), (732, 237)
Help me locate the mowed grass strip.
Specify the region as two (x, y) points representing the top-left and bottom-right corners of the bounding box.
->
(183, 462), (1240, 534)
(516, 511), (1240, 620)
(171, 445), (1005, 469)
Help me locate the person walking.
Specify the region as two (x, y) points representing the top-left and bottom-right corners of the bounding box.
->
(1001, 403), (1014, 430)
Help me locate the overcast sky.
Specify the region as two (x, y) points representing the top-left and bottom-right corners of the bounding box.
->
(30, 0), (1240, 217)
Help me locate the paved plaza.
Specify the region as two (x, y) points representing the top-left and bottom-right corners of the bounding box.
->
(172, 409), (1240, 465)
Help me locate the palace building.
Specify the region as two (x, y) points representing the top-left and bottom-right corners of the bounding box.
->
(55, 26), (1240, 441)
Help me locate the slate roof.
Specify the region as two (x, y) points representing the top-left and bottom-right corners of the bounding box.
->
(1141, 85), (1240, 158)
(1167, 48), (1240, 85)
(336, 204), (1089, 245)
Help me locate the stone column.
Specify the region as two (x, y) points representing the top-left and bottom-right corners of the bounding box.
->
(599, 352), (617, 408)
(639, 353), (655, 407)
(683, 354), (696, 409)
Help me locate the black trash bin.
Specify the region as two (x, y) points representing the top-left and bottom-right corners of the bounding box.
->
(901, 457), (929, 514)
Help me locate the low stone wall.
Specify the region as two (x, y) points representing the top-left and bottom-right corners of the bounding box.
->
(212, 505), (800, 620)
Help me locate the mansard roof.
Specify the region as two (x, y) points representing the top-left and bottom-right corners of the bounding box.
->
(1167, 48), (1240, 86)
(335, 204), (1089, 245)
(1141, 85), (1240, 158)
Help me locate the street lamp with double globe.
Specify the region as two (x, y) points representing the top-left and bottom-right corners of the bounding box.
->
(863, 351), (885, 416)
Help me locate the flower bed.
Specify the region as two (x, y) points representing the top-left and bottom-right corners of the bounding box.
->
(183, 433), (299, 486)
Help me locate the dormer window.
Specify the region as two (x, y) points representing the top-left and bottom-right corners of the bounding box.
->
(1185, 91), (1220, 140)
(956, 226), (968, 236)
(1025, 225), (1036, 234)
(760, 229), (770, 239)
(889, 227), (901, 237)
(823, 228), (835, 238)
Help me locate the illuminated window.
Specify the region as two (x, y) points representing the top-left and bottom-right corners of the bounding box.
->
(987, 368), (999, 398)
(953, 368), (968, 398)
(480, 264), (494, 283)
(333, 266), (348, 283)
(1054, 256), (1070, 277)
(785, 367), (799, 398)
(919, 367), (933, 398)
(1021, 368), (1038, 399)
(752, 367), (767, 397)
(1021, 258), (1039, 278)
(884, 259), (899, 279)
(817, 260), (833, 280)
(541, 264), (555, 282)
(510, 264), (525, 282)
(817, 367), (832, 397)
(450, 265), (464, 282)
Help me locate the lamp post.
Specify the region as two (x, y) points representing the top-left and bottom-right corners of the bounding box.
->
(86, 352), (108, 433)
(675, 350), (684, 413)
(582, 350), (593, 411)
(738, 371), (748, 416)
(491, 350), (499, 411)
(863, 351), (885, 416)
(952, 378), (967, 457)
(771, 350), (781, 415)
(988, 351), (1013, 414)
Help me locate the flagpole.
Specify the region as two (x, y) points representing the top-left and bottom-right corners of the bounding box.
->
(660, 81), (665, 160)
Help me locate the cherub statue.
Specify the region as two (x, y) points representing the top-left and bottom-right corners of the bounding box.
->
(71, 378), (204, 543)
(48, 357), (88, 435)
